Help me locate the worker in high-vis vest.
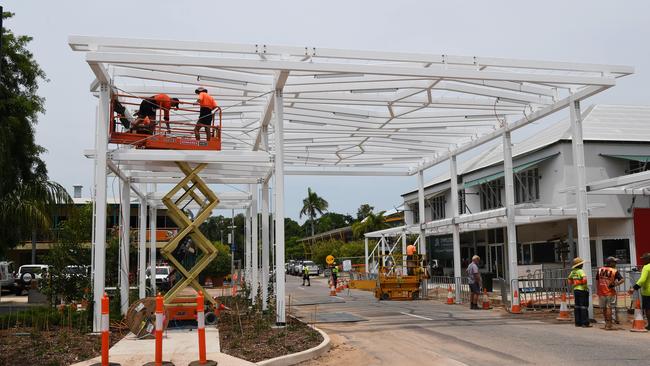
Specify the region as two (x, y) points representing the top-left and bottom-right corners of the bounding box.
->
(302, 264), (311, 286)
(596, 256), (624, 330)
(331, 264), (339, 288)
(628, 252), (650, 331)
(568, 257), (592, 328)
(194, 87), (218, 141)
(406, 244), (417, 275)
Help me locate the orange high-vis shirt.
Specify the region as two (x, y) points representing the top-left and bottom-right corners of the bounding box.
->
(407, 245), (416, 256)
(197, 92), (217, 109)
(153, 94), (172, 121)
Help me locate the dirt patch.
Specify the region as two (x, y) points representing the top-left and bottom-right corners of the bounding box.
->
(217, 295), (323, 363)
(298, 333), (374, 366)
(0, 327), (124, 366)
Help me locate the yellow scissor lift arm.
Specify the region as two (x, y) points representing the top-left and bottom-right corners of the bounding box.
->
(161, 161), (220, 308)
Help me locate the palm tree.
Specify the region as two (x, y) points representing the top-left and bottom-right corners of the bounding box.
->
(299, 188), (328, 237)
(352, 210), (389, 238)
(0, 177), (71, 256)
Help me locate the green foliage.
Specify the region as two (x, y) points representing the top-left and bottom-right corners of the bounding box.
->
(351, 210), (389, 238)
(310, 239), (366, 267)
(356, 204), (374, 220)
(0, 306), (91, 332)
(201, 241), (232, 278)
(200, 213), (246, 264)
(316, 212), (354, 233)
(299, 188), (328, 237)
(42, 205), (92, 304)
(0, 12), (70, 255)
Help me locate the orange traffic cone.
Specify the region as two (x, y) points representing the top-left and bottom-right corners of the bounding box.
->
(482, 288), (491, 310)
(630, 299), (648, 333)
(556, 293), (571, 321)
(329, 282), (337, 296)
(511, 290), (522, 314)
(446, 285), (454, 305)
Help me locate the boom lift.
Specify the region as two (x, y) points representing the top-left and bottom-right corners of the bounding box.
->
(375, 253), (426, 301)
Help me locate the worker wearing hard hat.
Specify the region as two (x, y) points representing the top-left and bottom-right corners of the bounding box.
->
(568, 257), (592, 327)
(596, 256), (624, 330)
(406, 244), (417, 275)
(194, 87), (218, 141)
(302, 264), (311, 286)
(133, 94), (180, 134)
(628, 252), (650, 331)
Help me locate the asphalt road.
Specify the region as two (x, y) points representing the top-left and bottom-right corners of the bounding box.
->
(287, 275), (650, 366)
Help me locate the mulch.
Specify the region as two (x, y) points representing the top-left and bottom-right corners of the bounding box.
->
(0, 326), (124, 366)
(219, 312), (323, 363)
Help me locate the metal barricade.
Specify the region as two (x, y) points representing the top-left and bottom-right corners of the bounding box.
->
(427, 276), (471, 303)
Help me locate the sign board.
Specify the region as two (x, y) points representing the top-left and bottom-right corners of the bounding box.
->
(326, 255), (335, 265)
(342, 260), (352, 272)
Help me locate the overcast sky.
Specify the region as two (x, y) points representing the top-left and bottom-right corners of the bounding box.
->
(4, 0), (649, 222)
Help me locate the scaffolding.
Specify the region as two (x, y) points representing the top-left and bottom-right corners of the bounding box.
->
(69, 36), (633, 330)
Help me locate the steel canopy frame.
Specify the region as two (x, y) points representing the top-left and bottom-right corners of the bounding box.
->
(70, 35), (632, 328)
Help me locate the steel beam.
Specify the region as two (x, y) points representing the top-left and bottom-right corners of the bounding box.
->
(138, 193), (147, 299)
(119, 177), (130, 315)
(261, 181), (270, 310)
(450, 155), (462, 303)
(503, 131), (519, 307)
(92, 83), (110, 332)
(274, 87), (287, 325)
(569, 99), (594, 319)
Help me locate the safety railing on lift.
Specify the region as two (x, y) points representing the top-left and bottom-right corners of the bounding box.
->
(110, 93), (223, 147)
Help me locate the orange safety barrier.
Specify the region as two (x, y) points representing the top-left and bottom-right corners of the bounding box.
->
(91, 293), (120, 366)
(142, 293), (175, 366)
(110, 94), (222, 151)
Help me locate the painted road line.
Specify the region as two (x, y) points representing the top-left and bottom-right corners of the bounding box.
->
(334, 296), (345, 300)
(400, 311), (433, 321)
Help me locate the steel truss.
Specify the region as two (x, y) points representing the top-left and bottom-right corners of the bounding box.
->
(70, 35), (633, 329)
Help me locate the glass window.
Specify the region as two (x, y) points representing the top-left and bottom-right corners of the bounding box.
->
(428, 195), (446, 220)
(602, 239), (630, 264)
(534, 242), (557, 263)
(479, 178), (504, 210)
(628, 160), (649, 174)
(514, 168), (540, 204)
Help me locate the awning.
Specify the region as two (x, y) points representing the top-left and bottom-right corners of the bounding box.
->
(602, 154), (650, 163)
(463, 154), (558, 189)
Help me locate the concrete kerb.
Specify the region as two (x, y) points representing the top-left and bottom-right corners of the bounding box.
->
(256, 326), (331, 366)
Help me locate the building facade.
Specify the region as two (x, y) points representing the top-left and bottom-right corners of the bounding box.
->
(401, 105), (650, 277)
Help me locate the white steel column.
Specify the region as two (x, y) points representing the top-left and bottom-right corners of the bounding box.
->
(449, 156), (462, 303)
(138, 195), (147, 299)
(274, 88), (287, 325)
(401, 233), (407, 274)
(245, 207), (252, 296)
(251, 183), (259, 301)
(261, 181), (270, 310)
(149, 205), (157, 293)
(119, 177), (130, 315)
(417, 170), (428, 297)
(92, 83), (109, 332)
(569, 99), (594, 318)
(503, 131), (519, 307)
(364, 237), (369, 274)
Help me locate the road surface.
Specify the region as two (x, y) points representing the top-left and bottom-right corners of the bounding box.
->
(286, 275), (649, 366)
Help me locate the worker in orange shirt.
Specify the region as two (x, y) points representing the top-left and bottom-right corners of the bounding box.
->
(406, 243), (417, 275)
(133, 94), (180, 134)
(194, 87), (218, 141)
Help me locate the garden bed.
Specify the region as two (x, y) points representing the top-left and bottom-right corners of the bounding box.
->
(218, 296), (323, 363)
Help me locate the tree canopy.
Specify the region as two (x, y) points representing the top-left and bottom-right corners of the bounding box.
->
(299, 187), (328, 237)
(0, 12), (70, 255)
(356, 204), (374, 221)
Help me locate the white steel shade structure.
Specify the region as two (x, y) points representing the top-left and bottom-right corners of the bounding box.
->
(69, 35), (632, 327)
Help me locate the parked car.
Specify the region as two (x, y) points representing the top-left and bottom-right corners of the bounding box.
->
(286, 260), (296, 274)
(0, 261), (17, 291)
(146, 265), (175, 290)
(14, 264), (49, 295)
(291, 261), (303, 276)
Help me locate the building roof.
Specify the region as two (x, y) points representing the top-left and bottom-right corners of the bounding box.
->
(403, 104), (650, 196)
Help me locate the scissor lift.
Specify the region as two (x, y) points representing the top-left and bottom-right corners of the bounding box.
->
(117, 93), (225, 332)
